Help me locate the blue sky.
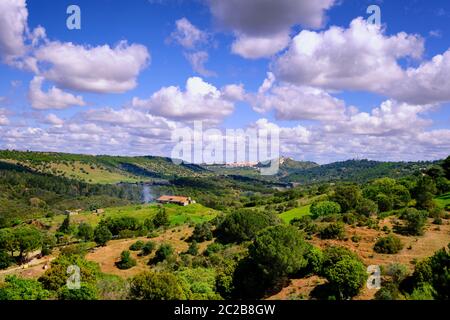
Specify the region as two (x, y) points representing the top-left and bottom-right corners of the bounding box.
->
(0, 0), (449, 163)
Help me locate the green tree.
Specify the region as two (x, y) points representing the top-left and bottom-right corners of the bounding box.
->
(187, 240), (199, 256)
(58, 215), (71, 234)
(356, 198), (378, 217)
(153, 207), (169, 228)
(216, 209), (280, 244)
(153, 243), (174, 264)
(442, 155), (450, 179)
(0, 276), (50, 300)
(413, 176), (437, 210)
(319, 223), (346, 240)
(0, 250), (12, 270)
(248, 225), (309, 285)
(375, 194), (393, 212)
(129, 271), (186, 300)
(191, 222), (213, 242)
(332, 185), (362, 212)
(58, 283), (98, 300)
(77, 222), (94, 242)
(94, 225), (112, 246)
(310, 201), (341, 219)
(14, 226), (43, 263)
(323, 256), (367, 299)
(374, 235), (403, 254)
(398, 208), (428, 236)
(115, 250), (137, 270)
(0, 228), (15, 257)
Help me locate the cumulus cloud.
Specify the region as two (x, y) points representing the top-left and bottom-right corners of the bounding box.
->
(184, 51), (216, 77)
(0, 109), (9, 125)
(28, 76), (85, 110)
(169, 17), (209, 49)
(249, 73), (348, 121)
(44, 113), (64, 126)
(207, 0), (336, 58)
(131, 77), (238, 122)
(0, 0), (28, 63)
(34, 41), (150, 93)
(274, 18), (424, 93)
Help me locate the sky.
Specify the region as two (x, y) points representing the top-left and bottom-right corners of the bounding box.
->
(0, 0), (449, 164)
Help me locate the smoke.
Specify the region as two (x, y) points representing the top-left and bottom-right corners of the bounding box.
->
(142, 185), (154, 203)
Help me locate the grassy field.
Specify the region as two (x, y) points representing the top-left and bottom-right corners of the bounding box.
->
(279, 205), (311, 223)
(435, 192), (450, 209)
(39, 203), (218, 230)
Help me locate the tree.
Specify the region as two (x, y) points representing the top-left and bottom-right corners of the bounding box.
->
(319, 223), (346, 240)
(216, 209), (280, 244)
(187, 240), (199, 256)
(153, 244), (174, 264)
(332, 185), (362, 212)
(375, 194), (393, 212)
(0, 250), (12, 270)
(58, 215), (71, 234)
(356, 198), (378, 217)
(374, 235), (403, 254)
(115, 250), (136, 270)
(398, 208), (428, 236)
(58, 283), (98, 300)
(0, 276), (49, 300)
(442, 155), (450, 179)
(310, 201), (341, 219)
(77, 222), (94, 242)
(191, 222), (213, 242)
(248, 225), (309, 285)
(413, 176), (437, 210)
(129, 271), (186, 300)
(141, 241), (155, 256)
(94, 225), (112, 246)
(0, 228), (15, 257)
(129, 240), (144, 251)
(153, 207), (169, 228)
(323, 256), (367, 299)
(14, 226), (43, 263)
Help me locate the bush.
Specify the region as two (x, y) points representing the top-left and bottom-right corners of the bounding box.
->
(375, 194), (393, 212)
(116, 251), (137, 270)
(397, 208), (428, 236)
(0, 276), (50, 300)
(94, 225), (112, 246)
(153, 207), (169, 228)
(140, 241), (156, 256)
(374, 235), (403, 254)
(290, 216), (319, 235)
(58, 283), (98, 300)
(204, 242), (224, 256)
(129, 271), (186, 300)
(187, 241), (199, 256)
(310, 201), (341, 219)
(216, 209), (280, 244)
(319, 223), (346, 240)
(356, 198), (378, 217)
(332, 185), (362, 212)
(0, 250), (13, 270)
(77, 222), (94, 242)
(130, 241), (145, 251)
(153, 244), (174, 264)
(191, 223), (213, 242)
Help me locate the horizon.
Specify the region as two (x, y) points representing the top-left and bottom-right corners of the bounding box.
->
(0, 0), (449, 164)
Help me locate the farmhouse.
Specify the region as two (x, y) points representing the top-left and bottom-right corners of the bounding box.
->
(157, 195), (195, 206)
(92, 208), (105, 215)
(64, 209), (82, 216)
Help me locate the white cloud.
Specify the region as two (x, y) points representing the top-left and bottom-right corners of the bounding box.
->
(44, 113), (64, 126)
(169, 18), (208, 49)
(249, 73), (348, 121)
(274, 18), (424, 92)
(34, 41), (150, 93)
(231, 32), (290, 59)
(184, 51), (216, 77)
(28, 76), (85, 110)
(0, 109), (9, 125)
(207, 0), (336, 58)
(324, 100), (433, 136)
(131, 77), (237, 122)
(0, 0), (28, 64)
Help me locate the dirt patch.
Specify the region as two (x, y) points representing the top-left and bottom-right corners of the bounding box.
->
(267, 218), (450, 300)
(85, 226), (213, 279)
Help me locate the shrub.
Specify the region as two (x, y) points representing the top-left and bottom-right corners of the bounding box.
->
(129, 271), (186, 300)
(191, 223), (213, 242)
(375, 194), (393, 212)
(204, 242), (224, 256)
(130, 241), (144, 251)
(94, 225), (112, 246)
(0, 276), (50, 300)
(77, 222), (94, 242)
(153, 244), (174, 264)
(332, 185), (362, 212)
(116, 251), (137, 270)
(319, 223), (346, 240)
(374, 235), (403, 254)
(356, 198), (378, 217)
(397, 208), (428, 236)
(216, 209), (280, 244)
(310, 201), (341, 219)
(140, 241), (155, 256)
(58, 283), (98, 300)
(290, 216), (318, 235)
(153, 207), (169, 228)
(187, 241), (199, 256)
